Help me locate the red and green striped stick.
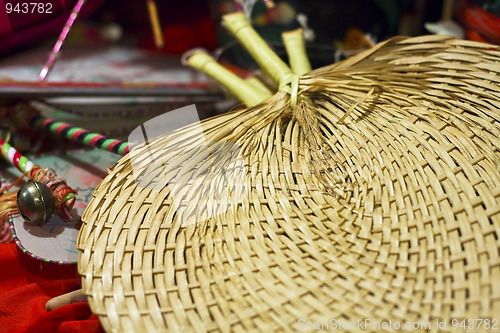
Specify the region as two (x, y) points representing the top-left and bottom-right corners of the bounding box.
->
(0, 139), (36, 174)
(2, 105), (135, 221)
(31, 115), (135, 156)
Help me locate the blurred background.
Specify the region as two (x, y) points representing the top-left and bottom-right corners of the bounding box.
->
(2, 0), (500, 59)
(0, 0), (499, 148)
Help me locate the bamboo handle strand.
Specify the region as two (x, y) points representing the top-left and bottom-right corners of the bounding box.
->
(222, 12), (294, 86)
(245, 76), (273, 96)
(282, 28), (312, 76)
(46, 289), (87, 312)
(184, 50), (271, 107)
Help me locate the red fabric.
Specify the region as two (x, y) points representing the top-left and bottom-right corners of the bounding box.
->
(462, 5), (500, 45)
(138, 15), (218, 55)
(0, 243), (103, 333)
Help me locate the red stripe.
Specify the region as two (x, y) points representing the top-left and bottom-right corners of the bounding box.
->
(72, 129), (86, 140)
(123, 145), (131, 155)
(89, 135), (105, 146)
(30, 167), (40, 179)
(106, 140), (120, 151)
(13, 152), (21, 168)
(42, 118), (54, 127)
(55, 123), (71, 135)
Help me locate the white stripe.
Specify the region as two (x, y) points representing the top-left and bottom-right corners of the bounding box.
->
(25, 161), (34, 172)
(7, 147), (15, 163)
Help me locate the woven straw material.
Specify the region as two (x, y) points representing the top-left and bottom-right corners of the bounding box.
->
(78, 35), (500, 332)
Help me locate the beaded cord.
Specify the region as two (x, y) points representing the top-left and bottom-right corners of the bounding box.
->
(30, 167), (77, 219)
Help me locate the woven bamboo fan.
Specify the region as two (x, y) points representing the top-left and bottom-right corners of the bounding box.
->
(78, 12), (500, 333)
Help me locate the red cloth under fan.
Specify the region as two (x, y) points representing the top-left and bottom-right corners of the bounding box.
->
(0, 243), (103, 333)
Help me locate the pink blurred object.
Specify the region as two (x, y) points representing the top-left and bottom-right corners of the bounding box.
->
(39, 0), (87, 80)
(0, 0), (105, 55)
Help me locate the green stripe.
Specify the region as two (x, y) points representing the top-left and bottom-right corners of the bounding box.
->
(18, 156), (28, 172)
(101, 139), (115, 150)
(83, 133), (99, 145)
(48, 121), (65, 133)
(1, 141), (10, 159)
(66, 127), (80, 138)
(117, 143), (127, 155)
(62, 192), (76, 203)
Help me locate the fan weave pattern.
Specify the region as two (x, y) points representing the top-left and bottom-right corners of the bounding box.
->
(78, 35), (500, 332)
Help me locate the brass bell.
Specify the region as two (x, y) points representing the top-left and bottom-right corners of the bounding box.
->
(17, 180), (54, 225)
